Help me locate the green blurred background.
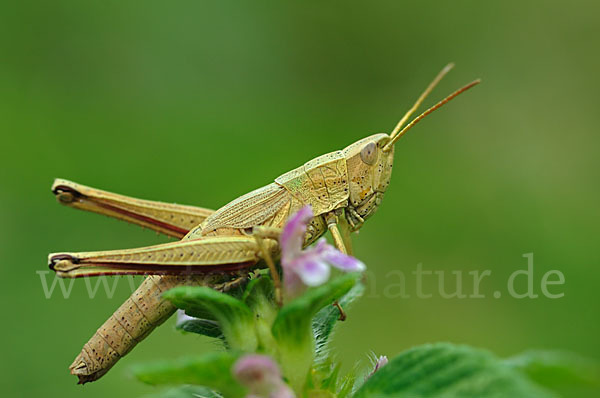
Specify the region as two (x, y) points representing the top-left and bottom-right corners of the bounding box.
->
(1, 1), (598, 397)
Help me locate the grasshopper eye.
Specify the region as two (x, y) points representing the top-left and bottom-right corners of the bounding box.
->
(360, 142), (377, 165)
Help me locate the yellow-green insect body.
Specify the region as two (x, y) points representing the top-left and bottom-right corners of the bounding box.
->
(48, 64), (479, 383)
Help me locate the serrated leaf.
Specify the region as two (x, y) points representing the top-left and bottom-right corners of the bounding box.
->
(132, 352), (245, 398)
(354, 343), (556, 398)
(505, 349), (600, 389)
(313, 281), (364, 360)
(164, 286), (257, 351)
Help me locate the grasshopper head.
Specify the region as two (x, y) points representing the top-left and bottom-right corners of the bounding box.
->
(342, 64), (480, 229)
(343, 134), (394, 227)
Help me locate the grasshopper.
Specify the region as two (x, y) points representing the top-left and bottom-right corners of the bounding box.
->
(48, 64), (479, 384)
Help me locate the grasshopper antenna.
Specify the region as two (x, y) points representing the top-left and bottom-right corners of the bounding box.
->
(389, 63), (455, 140)
(383, 78), (481, 152)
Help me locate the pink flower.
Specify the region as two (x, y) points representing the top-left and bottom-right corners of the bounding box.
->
(280, 205), (365, 298)
(232, 354), (295, 398)
(373, 355), (388, 372)
(367, 355), (388, 379)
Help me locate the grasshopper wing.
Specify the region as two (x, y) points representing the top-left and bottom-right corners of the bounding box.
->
(200, 183), (293, 233)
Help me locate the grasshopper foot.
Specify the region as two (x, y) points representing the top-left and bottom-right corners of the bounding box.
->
(48, 253), (81, 277)
(48, 253), (79, 269)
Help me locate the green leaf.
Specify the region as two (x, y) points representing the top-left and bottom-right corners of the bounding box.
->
(175, 316), (223, 339)
(132, 352), (245, 398)
(337, 370), (356, 398)
(321, 362), (342, 392)
(241, 275), (278, 353)
(308, 358), (340, 393)
(142, 385), (220, 398)
(271, 273), (358, 392)
(354, 343), (555, 398)
(164, 286), (257, 351)
(505, 350), (600, 389)
(272, 273), (359, 346)
(313, 281), (364, 359)
(242, 275), (274, 310)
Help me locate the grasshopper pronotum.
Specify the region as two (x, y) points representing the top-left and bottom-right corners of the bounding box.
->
(48, 64), (479, 383)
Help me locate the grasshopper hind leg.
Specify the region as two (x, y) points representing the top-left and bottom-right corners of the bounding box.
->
(52, 178), (214, 239)
(49, 234), (264, 278)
